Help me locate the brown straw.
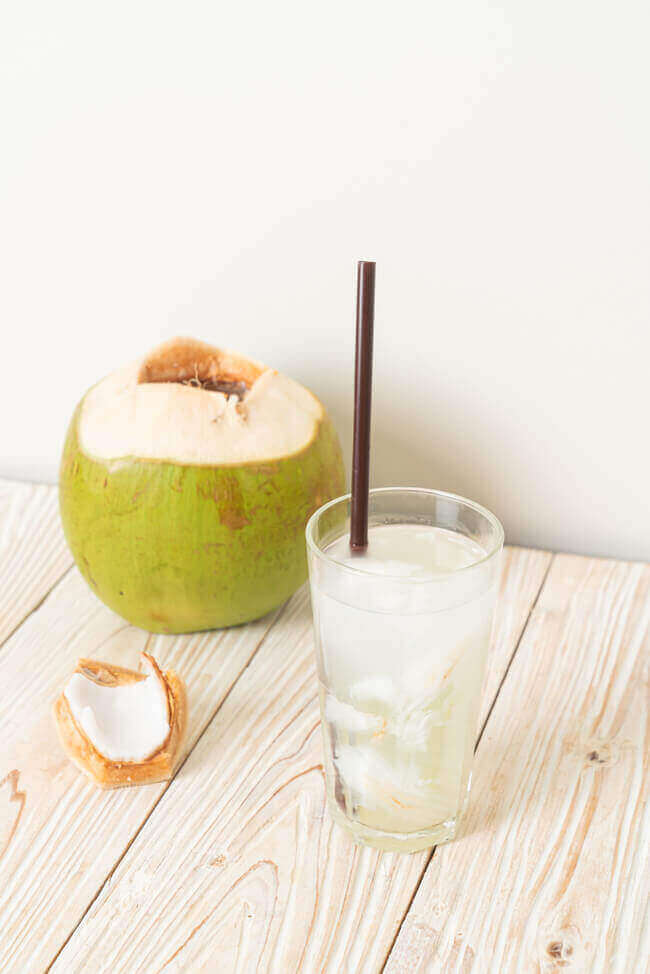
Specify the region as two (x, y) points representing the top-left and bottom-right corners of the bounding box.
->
(350, 260), (376, 551)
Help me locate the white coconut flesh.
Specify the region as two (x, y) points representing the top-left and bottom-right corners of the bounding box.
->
(78, 337), (323, 464)
(64, 655), (170, 762)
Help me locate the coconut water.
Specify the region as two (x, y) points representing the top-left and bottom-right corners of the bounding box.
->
(311, 523), (496, 851)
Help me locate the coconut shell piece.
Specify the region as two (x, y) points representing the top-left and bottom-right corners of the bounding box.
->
(53, 653), (187, 789)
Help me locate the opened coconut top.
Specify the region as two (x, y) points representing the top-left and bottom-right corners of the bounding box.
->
(79, 338), (324, 465)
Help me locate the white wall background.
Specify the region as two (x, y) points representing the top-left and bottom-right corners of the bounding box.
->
(2, 1), (649, 560)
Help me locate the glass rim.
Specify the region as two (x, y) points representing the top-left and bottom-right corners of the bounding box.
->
(305, 486), (505, 583)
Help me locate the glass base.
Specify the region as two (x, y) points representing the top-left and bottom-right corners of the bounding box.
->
(328, 802), (460, 853)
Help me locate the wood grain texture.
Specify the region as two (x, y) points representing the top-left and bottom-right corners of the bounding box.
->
(0, 479), (71, 647)
(0, 568), (280, 974)
(386, 555), (650, 974)
(53, 547), (551, 973)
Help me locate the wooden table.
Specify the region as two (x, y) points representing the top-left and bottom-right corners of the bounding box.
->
(0, 479), (647, 973)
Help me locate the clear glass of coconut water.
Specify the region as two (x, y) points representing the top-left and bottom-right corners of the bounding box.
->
(306, 487), (504, 853)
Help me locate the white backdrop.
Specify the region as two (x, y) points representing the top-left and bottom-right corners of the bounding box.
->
(2, 1), (649, 560)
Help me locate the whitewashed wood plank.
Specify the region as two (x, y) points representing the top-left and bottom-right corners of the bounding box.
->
(0, 568), (281, 974)
(0, 479), (71, 647)
(478, 547), (551, 729)
(386, 555), (649, 974)
(53, 546), (551, 973)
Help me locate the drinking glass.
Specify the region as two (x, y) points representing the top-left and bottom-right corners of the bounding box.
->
(306, 487), (504, 852)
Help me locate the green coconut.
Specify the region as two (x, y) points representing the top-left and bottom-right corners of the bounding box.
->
(59, 337), (345, 633)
